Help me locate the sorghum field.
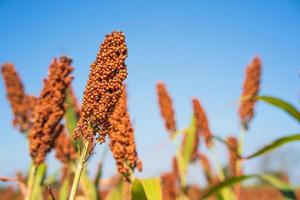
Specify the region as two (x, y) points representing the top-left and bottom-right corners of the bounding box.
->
(1, 2), (299, 200)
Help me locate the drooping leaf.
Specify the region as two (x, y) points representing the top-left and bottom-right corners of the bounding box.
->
(201, 175), (252, 199)
(259, 174), (296, 200)
(201, 174), (296, 200)
(245, 134), (300, 159)
(132, 178), (162, 200)
(258, 96), (300, 123)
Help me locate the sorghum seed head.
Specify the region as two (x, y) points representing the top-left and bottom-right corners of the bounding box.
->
(192, 98), (213, 148)
(28, 58), (73, 165)
(239, 57), (261, 130)
(226, 136), (239, 176)
(108, 85), (142, 181)
(1, 63), (36, 132)
(156, 82), (176, 135)
(161, 172), (177, 200)
(198, 153), (218, 185)
(74, 31), (128, 143)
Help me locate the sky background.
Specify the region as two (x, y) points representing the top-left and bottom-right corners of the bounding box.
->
(0, 0), (300, 186)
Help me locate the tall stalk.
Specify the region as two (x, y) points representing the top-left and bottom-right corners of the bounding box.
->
(69, 141), (91, 200)
(26, 164), (37, 200)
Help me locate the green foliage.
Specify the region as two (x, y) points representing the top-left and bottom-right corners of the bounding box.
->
(80, 169), (99, 200)
(59, 176), (70, 200)
(245, 134), (300, 159)
(181, 116), (197, 166)
(105, 181), (124, 200)
(65, 88), (83, 150)
(132, 178), (163, 200)
(32, 164), (47, 200)
(201, 174), (296, 200)
(258, 96), (300, 122)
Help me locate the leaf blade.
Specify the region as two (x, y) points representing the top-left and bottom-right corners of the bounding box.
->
(132, 178), (162, 200)
(258, 96), (300, 122)
(245, 134), (300, 159)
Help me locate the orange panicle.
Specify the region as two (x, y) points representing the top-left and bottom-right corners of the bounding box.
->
(74, 31), (128, 143)
(1, 63), (36, 132)
(239, 57), (261, 130)
(28, 58), (73, 165)
(192, 98), (213, 148)
(198, 153), (218, 185)
(226, 136), (240, 176)
(156, 82), (176, 135)
(161, 172), (177, 200)
(108, 86), (142, 181)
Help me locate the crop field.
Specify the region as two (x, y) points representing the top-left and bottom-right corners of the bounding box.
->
(0, 1), (299, 200)
(1, 30), (299, 200)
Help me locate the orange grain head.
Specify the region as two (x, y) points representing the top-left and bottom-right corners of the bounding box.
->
(239, 57), (261, 130)
(198, 153), (218, 185)
(74, 31), (128, 143)
(192, 98), (213, 148)
(226, 136), (239, 176)
(161, 172), (177, 200)
(108, 85), (142, 182)
(156, 82), (176, 135)
(1, 63), (37, 132)
(28, 58), (73, 165)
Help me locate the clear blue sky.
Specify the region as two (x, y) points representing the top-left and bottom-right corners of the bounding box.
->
(0, 0), (300, 185)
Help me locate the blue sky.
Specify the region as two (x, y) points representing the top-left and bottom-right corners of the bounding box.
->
(0, 0), (300, 185)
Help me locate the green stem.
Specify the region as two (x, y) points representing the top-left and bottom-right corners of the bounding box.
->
(69, 141), (91, 200)
(26, 164), (37, 200)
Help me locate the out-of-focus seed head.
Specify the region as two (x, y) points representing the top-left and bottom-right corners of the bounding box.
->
(74, 31), (128, 143)
(108, 86), (142, 182)
(156, 82), (176, 135)
(192, 98), (213, 148)
(28, 58), (73, 165)
(54, 124), (76, 164)
(172, 157), (180, 183)
(161, 172), (177, 200)
(198, 153), (218, 185)
(239, 57), (261, 130)
(1, 63), (36, 132)
(226, 136), (239, 176)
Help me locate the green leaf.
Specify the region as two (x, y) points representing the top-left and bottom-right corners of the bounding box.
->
(181, 116), (197, 166)
(201, 175), (252, 199)
(59, 176), (71, 200)
(201, 174), (296, 200)
(259, 174), (296, 200)
(65, 88), (83, 151)
(80, 169), (98, 200)
(258, 96), (300, 122)
(105, 181), (124, 200)
(175, 116), (197, 188)
(245, 134), (300, 159)
(32, 163), (47, 200)
(132, 178), (162, 200)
